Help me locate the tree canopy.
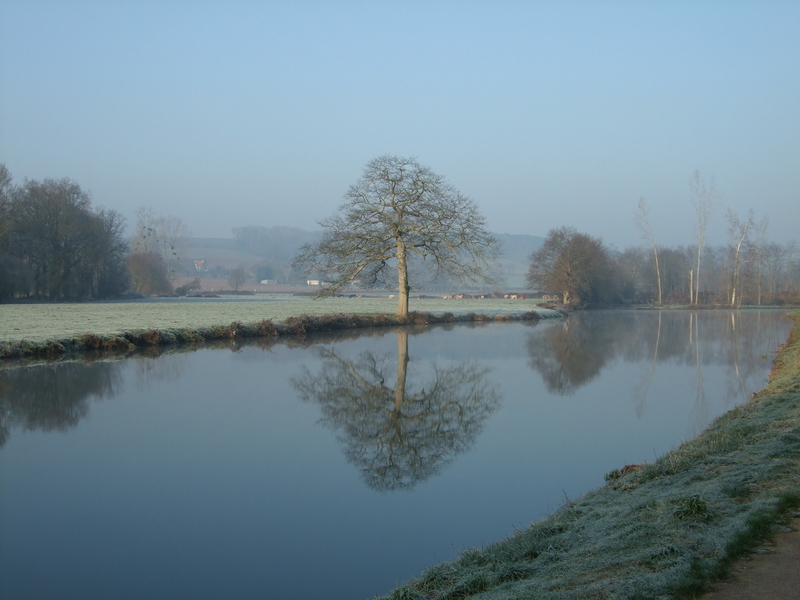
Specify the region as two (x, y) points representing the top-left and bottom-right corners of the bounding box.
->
(293, 155), (500, 316)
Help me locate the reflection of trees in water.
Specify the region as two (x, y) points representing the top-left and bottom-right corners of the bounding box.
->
(293, 330), (500, 491)
(633, 311), (661, 416)
(526, 315), (619, 395)
(526, 310), (791, 402)
(0, 361), (121, 447)
(133, 353), (189, 392)
(690, 312), (711, 432)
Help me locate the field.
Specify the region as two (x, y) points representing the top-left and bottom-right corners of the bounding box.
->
(0, 296), (546, 343)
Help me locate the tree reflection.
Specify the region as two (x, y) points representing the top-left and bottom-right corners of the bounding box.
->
(526, 315), (618, 395)
(633, 310), (661, 416)
(0, 361), (121, 447)
(133, 353), (189, 392)
(525, 310), (790, 401)
(293, 329), (500, 491)
(691, 311), (710, 431)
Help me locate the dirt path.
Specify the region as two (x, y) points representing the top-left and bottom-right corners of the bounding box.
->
(700, 517), (800, 599)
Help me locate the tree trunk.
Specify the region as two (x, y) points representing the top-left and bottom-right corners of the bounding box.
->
(654, 249), (662, 305)
(635, 199), (662, 305)
(395, 330), (409, 414)
(731, 248), (741, 307)
(695, 252), (701, 304)
(396, 237), (410, 316)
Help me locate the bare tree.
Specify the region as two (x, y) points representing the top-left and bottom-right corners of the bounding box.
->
(132, 206), (159, 254)
(689, 170), (719, 304)
(293, 155), (500, 316)
(0, 164), (13, 240)
(158, 214), (190, 280)
(616, 246), (647, 303)
(726, 208), (752, 307)
(754, 216), (769, 305)
(133, 207), (190, 280)
(635, 197), (662, 305)
(86, 208), (130, 299)
(785, 242), (797, 294)
(762, 242), (786, 301)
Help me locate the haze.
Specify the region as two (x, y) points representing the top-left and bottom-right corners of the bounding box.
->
(1, 1), (798, 248)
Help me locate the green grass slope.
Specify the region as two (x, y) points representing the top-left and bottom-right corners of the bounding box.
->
(379, 310), (800, 600)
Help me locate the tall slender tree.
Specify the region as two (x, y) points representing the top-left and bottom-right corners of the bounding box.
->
(726, 208), (751, 307)
(754, 216), (769, 305)
(0, 164), (12, 240)
(635, 197), (662, 305)
(133, 207), (190, 280)
(689, 170), (719, 305)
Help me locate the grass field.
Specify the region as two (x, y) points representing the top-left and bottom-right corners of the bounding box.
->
(0, 296), (545, 343)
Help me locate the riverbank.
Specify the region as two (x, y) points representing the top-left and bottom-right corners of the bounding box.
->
(377, 309), (800, 600)
(0, 306), (563, 361)
(0, 296), (555, 343)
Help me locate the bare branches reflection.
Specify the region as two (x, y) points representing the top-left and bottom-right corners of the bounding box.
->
(293, 329), (501, 491)
(526, 310), (790, 409)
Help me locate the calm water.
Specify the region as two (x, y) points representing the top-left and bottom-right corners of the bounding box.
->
(0, 309), (792, 600)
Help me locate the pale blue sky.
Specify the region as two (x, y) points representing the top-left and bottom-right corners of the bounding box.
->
(1, 1), (798, 247)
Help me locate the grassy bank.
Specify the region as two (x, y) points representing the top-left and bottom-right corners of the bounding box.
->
(378, 310), (800, 600)
(0, 296), (551, 343)
(0, 309), (557, 361)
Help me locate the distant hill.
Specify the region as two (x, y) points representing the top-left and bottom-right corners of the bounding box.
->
(494, 233), (544, 289)
(183, 228), (543, 290)
(183, 227), (318, 281)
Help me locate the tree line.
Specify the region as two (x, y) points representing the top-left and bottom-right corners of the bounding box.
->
(528, 171), (798, 308)
(296, 159), (798, 311)
(2, 159), (796, 307)
(528, 226), (798, 308)
(0, 164), (189, 301)
(0, 165), (129, 300)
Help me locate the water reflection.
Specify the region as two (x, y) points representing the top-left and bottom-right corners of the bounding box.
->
(0, 310), (793, 600)
(0, 361), (121, 447)
(526, 317), (616, 395)
(133, 354), (189, 391)
(526, 310), (787, 403)
(293, 329), (500, 491)
(633, 310), (661, 416)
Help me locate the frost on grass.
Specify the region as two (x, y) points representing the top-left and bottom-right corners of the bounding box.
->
(0, 303), (558, 361)
(0, 297), (556, 343)
(379, 311), (800, 600)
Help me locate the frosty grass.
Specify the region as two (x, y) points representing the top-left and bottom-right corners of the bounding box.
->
(0, 296), (548, 343)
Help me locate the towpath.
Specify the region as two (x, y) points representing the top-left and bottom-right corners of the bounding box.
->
(701, 517), (800, 599)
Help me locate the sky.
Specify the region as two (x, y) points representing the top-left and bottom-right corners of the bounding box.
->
(1, 1), (798, 248)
